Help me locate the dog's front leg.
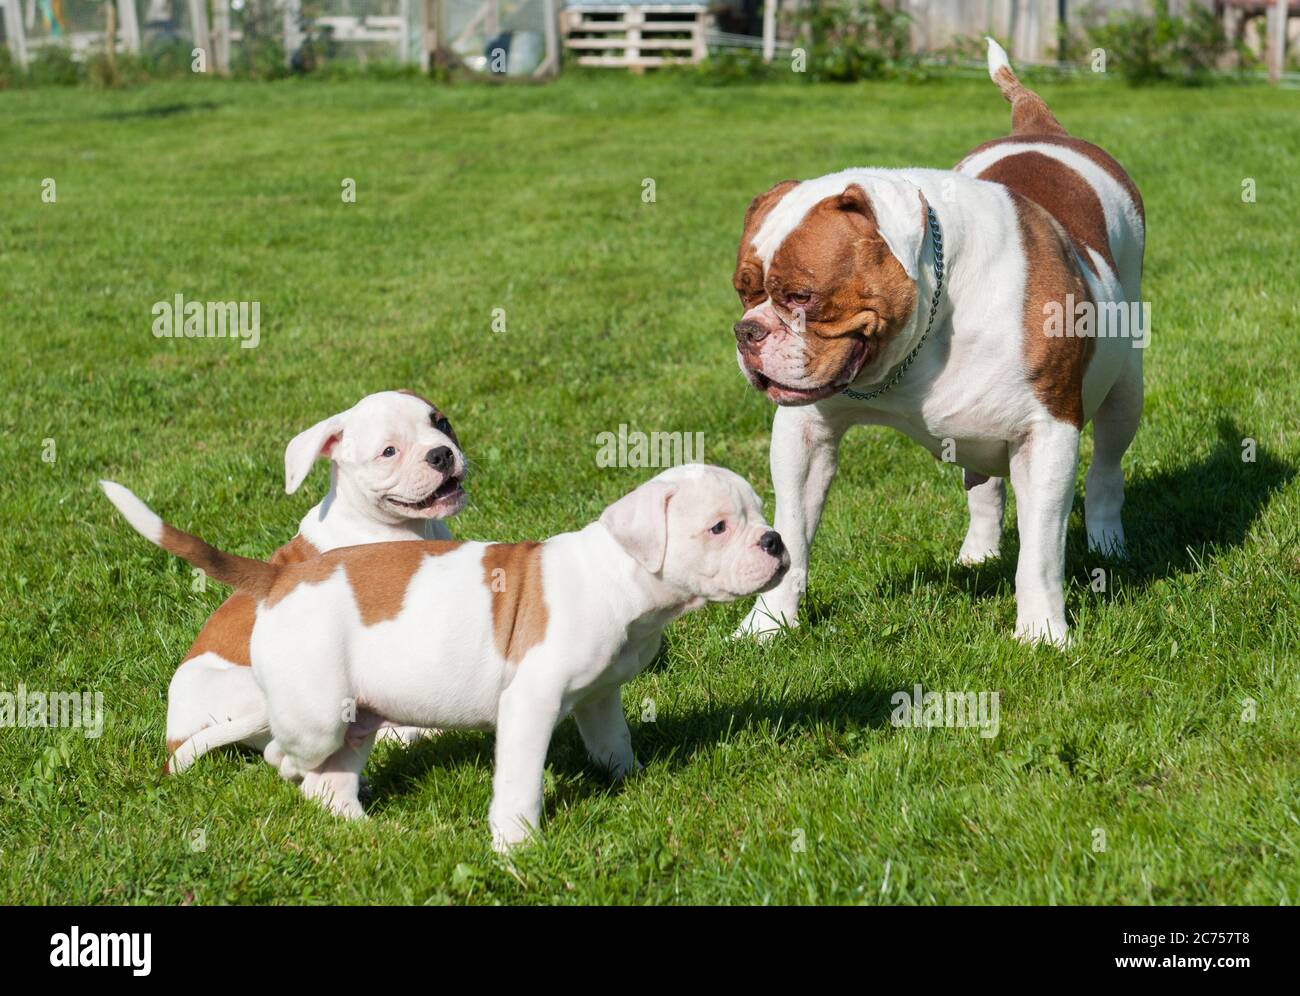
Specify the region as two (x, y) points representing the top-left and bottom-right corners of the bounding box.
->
(735, 403), (845, 639)
(489, 678), (563, 853)
(573, 686), (638, 780)
(1009, 420), (1081, 647)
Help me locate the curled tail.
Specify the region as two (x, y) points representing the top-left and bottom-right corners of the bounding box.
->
(986, 37), (1067, 137)
(100, 481), (277, 598)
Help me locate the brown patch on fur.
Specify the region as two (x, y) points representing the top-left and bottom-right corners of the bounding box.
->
(270, 534), (320, 566)
(1013, 192), (1095, 428)
(264, 540), (463, 626)
(481, 542), (549, 664)
(977, 151), (1115, 275)
(992, 66), (1068, 137)
(160, 523), (277, 599)
(733, 179), (798, 306)
(166, 737), (184, 757)
(181, 536), (320, 667)
(183, 591), (257, 665)
(959, 135), (1144, 224)
(755, 186), (919, 386)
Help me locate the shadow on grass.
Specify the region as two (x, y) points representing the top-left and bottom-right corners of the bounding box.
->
(867, 418), (1294, 604)
(96, 101), (224, 121)
(363, 679), (899, 815)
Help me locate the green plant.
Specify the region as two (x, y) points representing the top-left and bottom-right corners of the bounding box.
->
(689, 47), (782, 85)
(0, 42), (17, 90)
(1085, 0), (1229, 85)
(25, 45), (82, 86)
(793, 0), (914, 83)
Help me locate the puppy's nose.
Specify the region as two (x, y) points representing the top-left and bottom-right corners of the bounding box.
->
(734, 320), (769, 347)
(759, 530), (784, 557)
(425, 446), (454, 473)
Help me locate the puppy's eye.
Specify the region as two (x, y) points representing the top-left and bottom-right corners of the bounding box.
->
(433, 415), (452, 435)
(786, 290), (812, 306)
(710, 521), (726, 535)
(381, 446), (397, 458)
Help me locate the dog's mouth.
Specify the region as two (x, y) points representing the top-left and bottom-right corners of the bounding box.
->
(385, 475), (465, 516)
(745, 336), (872, 406)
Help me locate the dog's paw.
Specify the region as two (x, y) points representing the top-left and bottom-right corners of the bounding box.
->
(490, 820), (539, 855)
(732, 605), (796, 643)
(1086, 526), (1128, 560)
(956, 541), (1001, 566)
(1014, 618), (1072, 650)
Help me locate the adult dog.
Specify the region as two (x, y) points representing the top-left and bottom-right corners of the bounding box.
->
(731, 40), (1145, 646)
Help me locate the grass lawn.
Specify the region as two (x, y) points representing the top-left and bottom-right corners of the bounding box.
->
(0, 72), (1297, 905)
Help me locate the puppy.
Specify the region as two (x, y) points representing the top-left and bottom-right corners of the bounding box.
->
(102, 465), (788, 851)
(731, 40), (1145, 646)
(165, 390), (467, 771)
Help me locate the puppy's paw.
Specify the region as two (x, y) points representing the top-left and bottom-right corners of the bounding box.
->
(490, 820), (539, 855)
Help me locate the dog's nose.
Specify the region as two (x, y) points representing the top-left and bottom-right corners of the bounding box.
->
(734, 320), (769, 347)
(425, 446), (454, 473)
(759, 530), (784, 557)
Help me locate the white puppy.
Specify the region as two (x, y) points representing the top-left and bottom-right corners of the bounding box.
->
(103, 464), (788, 851)
(165, 390), (467, 771)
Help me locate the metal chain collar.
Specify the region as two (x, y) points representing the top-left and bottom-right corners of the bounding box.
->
(841, 204), (945, 404)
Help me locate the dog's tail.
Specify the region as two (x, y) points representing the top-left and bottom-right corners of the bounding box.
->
(99, 481), (277, 599)
(167, 710), (271, 774)
(985, 37), (1067, 137)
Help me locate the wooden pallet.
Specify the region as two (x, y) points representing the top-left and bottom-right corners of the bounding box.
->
(562, 4), (708, 72)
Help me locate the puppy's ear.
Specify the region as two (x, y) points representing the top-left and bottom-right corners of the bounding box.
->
(600, 480), (676, 575)
(284, 413), (347, 495)
(838, 177), (927, 280)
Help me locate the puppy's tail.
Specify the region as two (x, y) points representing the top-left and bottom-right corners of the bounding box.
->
(167, 710), (271, 774)
(985, 37), (1067, 137)
(99, 481), (277, 599)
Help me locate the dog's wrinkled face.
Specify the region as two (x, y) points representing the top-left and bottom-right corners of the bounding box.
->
(284, 390), (467, 522)
(733, 177), (921, 406)
(601, 465), (789, 602)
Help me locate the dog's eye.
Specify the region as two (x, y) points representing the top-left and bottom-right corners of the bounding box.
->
(710, 521), (726, 535)
(786, 290), (812, 306)
(381, 446), (397, 458)
(433, 415), (452, 435)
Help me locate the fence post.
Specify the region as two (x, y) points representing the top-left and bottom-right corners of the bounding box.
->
(2, 0), (29, 70)
(1268, 0), (1288, 84)
(210, 0), (230, 73)
(117, 0), (141, 52)
(283, 0), (303, 67)
(188, 0), (212, 70)
(762, 0), (775, 62)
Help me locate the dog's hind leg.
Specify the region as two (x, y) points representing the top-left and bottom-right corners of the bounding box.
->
(300, 725), (376, 820)
(1086, 349), (1143, 558)
(958, 470), (1006, 565)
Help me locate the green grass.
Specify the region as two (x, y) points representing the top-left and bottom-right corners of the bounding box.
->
(1, 73), (1297, 905)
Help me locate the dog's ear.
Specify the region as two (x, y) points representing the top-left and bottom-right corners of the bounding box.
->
(600, 480), (676, 575)
(838, 177), (927, 280)
(284, 412), (347, 495)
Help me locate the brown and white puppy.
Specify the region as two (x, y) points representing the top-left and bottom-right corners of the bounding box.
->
(732, 39), (1145, 646)
(165, 390), (467, 771)
(102, 465), (789, 851)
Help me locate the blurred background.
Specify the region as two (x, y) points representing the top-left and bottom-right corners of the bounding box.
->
(2, 0), (1297, 88)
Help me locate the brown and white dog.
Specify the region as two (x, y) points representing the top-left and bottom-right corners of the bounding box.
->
(164, 390), (467, 771)
(731, 40), (1145, 647)
(103, 465), (789, 851)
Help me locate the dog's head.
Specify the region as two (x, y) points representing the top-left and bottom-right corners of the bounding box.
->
(284, 390), (467, 521)
(732, 171), (927, 405)
(600, 464), (788, 602)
